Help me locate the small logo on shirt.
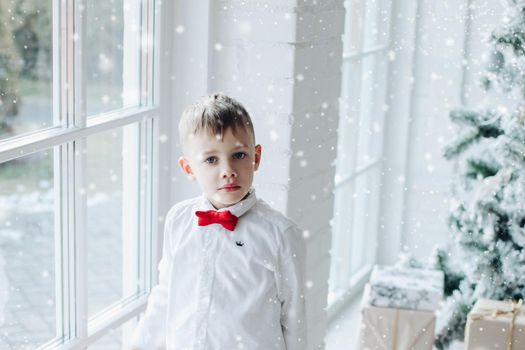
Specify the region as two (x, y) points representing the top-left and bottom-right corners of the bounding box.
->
(235, 241), (245, 247)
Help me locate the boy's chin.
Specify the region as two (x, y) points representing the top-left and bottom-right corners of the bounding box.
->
(209, 191), (247, 208)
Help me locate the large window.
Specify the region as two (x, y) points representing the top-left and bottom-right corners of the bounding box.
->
(328, 0), (392, 307)
(0, 0), (159, 348)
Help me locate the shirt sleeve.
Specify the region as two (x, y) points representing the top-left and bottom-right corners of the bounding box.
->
(276, 224), (308, 350)
(130, 209), (175, 350)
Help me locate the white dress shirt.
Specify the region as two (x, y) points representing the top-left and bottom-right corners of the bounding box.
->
(131, 188), (307, 350)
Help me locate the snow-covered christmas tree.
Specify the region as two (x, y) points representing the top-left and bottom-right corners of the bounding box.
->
(432, 1), (525, 348)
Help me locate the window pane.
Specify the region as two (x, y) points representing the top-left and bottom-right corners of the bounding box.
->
(356, 54), (386, 169)
(88, 318), (137, 349)
(363, 0), (391, 49)
(364, 169), (381, 266)
(86, 124), (141, 319)
(355, 55), (374, 168)
(350, 170), (380, 275)
(328, 181), (354, 294)
(343, 0), (365, 55)
(349, 174), (366, 275)
(363, 0), (380, 49)
(336, 59), (362, 180)
(85, 0), (141, 116)
(0, 0), (53, 141)
(0, 149), (56, 348)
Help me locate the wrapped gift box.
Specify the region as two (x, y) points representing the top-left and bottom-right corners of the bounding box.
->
(465, 298), (525, 349)
(357, 284), (436, 350)
(368, 265), (444, 311)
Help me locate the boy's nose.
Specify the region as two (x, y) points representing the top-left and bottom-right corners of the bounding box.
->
(221, 165), (237, 178)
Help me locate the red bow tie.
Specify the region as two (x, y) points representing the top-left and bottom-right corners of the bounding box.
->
(195, 210), (238, 231)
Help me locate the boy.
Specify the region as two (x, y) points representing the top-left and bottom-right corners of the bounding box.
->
(130, 93), (307, 350)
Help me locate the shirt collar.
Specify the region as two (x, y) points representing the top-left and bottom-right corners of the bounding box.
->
(198, 187), (257, 219)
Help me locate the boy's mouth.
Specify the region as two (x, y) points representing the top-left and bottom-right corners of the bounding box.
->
(220, 184), (241, 192)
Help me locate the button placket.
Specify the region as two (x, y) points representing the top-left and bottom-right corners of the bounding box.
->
(194, 228), (219, 349)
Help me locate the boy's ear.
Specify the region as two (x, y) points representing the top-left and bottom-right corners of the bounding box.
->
(253, 144), (262, 171)
(178, 156), (196, 181)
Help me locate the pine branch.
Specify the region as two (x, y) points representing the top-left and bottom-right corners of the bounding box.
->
(464, 158), (499, 180)
(458, 231), (488, 253)
(501, 139), (525, 167)
(434, 298), (473, 349)
(433, 248), (465, 297)
(443, 129), (479, 160)
(444, 109), (504, 160)
(449, 109), (483, 127)
(478, 123), (504, 138)
(449, 109), (502, 130)
(493, 30), (525, 56)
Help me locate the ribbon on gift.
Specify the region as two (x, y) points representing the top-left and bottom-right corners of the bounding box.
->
(468, 299), (523, 350)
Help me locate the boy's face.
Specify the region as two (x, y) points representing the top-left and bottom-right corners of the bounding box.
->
(178, 127), (262, 209)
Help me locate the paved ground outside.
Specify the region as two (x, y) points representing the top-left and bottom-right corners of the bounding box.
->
(0, 191), (126, 349)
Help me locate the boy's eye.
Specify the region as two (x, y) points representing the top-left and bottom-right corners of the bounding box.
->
(204, 156), (218, 164)
(233, 152), (247, 160)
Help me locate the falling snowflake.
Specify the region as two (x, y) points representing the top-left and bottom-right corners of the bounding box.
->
(175, 25), (185, 34)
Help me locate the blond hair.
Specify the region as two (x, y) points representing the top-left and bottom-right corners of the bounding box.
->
(178, 93), (255, 148)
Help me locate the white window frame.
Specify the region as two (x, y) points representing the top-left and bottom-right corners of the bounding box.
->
(327, 0), (393, 320)
(0, 0), (169, 348)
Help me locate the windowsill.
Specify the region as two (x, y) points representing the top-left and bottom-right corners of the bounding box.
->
(324, 288), (363, 349)
(326, 264), (372, 322)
